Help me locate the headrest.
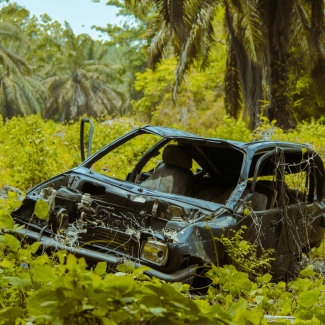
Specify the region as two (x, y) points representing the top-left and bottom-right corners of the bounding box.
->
(162, 145), (192, 169)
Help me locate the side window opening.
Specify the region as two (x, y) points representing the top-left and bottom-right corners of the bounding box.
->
(284, 171), (308, 205)
(283, 151), (314, 205)
(247, 150), (313, 211)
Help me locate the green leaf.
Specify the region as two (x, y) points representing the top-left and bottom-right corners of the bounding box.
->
(233, 271), (249, 284)
(279, 303), (292, 316)
(95, 261), (107, 275)
(296, 306), (314, 320)
(30, 242), (41, 254)
(229, 297), (247, 317)
(19, 249), (32, 263)
(256, 296), (264, 305)
(297, 290), (320, 308)
(0, 307), (24, 321)
(2, 277), (32, 290)
(148, 307), (167, 317)
(132, 265), (152, 275)
(5, 233), (21, 251)
(0, 211), (14, 229)
(315, 309), (325, 323)
(246, 311), (265, 325)
(34, 199), (49, 220)
(116, 261), (135, 273)
(7, 191), (18, 201)
(32, 264), (54, 282)
(170, 282), (183, 292)
(261, 273), (273, 283)
(300, 265), (316, 277)
(101, 318), (117, 325)
(116, 264), (127, 272)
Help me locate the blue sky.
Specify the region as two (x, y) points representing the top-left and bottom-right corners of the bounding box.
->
(6, 0), (123, 40)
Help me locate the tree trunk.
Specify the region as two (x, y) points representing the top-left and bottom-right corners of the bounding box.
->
(267, 0), (293, 130)
(225, 4), (264, 130)
(224, 41), (242, 119)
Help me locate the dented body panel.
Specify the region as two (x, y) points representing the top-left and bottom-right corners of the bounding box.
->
(11, 125), (325, 283)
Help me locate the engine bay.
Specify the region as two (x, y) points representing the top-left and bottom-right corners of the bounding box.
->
(12, 173), (206, 268)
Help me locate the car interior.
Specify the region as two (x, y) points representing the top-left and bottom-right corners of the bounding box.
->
(91, 137), (311, 210)
(138, 142), (244, 205)
(137, 143), (309, 210)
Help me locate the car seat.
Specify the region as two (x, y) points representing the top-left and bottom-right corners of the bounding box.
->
(141, 145), (194, 196)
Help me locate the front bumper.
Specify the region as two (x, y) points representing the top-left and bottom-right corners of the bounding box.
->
(3, 227), (197, 284)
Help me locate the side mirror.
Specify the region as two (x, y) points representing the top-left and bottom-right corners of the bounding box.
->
(80, 118), (94, 162)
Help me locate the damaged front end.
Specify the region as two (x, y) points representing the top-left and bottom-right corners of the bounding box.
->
(10, 170), (234, 284)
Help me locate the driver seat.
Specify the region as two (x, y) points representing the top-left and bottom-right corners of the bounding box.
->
(141, 145), (194, 196)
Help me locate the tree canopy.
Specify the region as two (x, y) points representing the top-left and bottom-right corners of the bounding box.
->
(0, 0), (324, 129)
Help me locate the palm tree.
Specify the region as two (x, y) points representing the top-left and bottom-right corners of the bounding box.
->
(0, 21), (45, 121)
(43, 24), (125, 122)
(129, 0), (325, 130)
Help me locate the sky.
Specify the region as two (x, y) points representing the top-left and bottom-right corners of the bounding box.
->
(5, 0), (123, 40)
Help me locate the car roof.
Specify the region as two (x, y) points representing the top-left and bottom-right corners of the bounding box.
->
(141, 125), (312, 154)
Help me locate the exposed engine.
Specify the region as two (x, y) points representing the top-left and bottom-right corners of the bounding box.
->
(29, 185), (183, 264)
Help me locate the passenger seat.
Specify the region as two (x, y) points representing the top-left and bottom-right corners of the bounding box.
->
(141, 145), (194, 196)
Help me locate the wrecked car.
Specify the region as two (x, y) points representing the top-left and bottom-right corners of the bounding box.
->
(9, 119), (325, 285)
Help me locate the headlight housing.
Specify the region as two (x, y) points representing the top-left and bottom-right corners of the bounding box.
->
(140, 238), (169, 266)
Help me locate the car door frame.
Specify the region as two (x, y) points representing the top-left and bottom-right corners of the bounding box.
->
(238, 148), (285, 251)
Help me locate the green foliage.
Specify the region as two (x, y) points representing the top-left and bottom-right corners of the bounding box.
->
(43, 23), (126, 121)
(1, 196), (325, 323)
(0, 4), (45, 121)
(0, 115), (163, 189)
(217, 226), (275, 276)
(0, 115), (64, 189)
(0, 3), (135, 122)
(133, 7), (227, 129)
(1, 114), (325, 191)
(34, 200), (49, 220)
(2, 1), (325, 128)
(204, 115), (253, 142)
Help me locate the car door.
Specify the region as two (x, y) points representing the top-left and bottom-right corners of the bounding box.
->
(268, 149), (325, 279)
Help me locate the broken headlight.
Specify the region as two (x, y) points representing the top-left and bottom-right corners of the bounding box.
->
(140, 238), (168, 266)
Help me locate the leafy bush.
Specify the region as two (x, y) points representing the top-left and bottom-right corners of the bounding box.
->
(1, 196), (325, 324)
(0, 115), (64, 189)
(1, 114), (325, 191)
(217, 226), (275, 276)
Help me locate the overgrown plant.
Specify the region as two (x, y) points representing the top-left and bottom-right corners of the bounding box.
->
(2, 194), (325, 323)
(217, 226), (275, 276)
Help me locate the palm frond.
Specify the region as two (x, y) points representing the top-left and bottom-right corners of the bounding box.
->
(173, 0), (218, 101)
(240, 0), (264, 62)
(0, 44), (33, 75)
(146, 20), (169, 68)
(291, 0), (313, 63)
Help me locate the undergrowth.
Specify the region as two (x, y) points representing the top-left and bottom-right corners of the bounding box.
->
(1, 115), (325, 323)
(1, 114), (325, 191)
(217, 226), (275, 276)
(0, 195), (325, 324)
